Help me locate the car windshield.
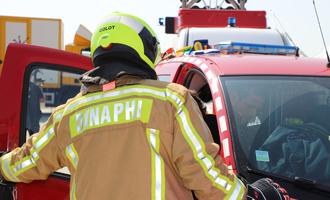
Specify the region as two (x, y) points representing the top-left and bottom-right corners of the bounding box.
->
(222, 76), (330, 187)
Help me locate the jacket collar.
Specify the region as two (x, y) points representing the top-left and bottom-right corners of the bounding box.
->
(81, 75), (144, 95)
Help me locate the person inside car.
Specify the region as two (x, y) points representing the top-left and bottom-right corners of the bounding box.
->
(229, 87), (266, 154)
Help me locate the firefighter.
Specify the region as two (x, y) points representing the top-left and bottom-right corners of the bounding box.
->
(0, 12), (289, 200)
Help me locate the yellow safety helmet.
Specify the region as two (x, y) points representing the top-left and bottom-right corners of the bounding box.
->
(90, 12), (161, 74)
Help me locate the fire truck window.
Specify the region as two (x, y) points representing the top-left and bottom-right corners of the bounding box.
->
(25, 68), (81, 175)
(222, 76), (330, 186)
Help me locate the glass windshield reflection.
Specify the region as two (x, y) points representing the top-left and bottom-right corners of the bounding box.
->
(222, 76), (330, 186)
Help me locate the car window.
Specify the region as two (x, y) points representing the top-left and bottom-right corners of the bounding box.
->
(158, 74), (172, 82)
(222, 76), (330, 187)
(184, 69), (220, 145)
(25, 67), (82, 175)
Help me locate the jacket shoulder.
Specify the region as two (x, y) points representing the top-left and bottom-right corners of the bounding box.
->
(166, 82), (189, 98)
(141, 79), (189, 98)
(53, 92), (83, 113)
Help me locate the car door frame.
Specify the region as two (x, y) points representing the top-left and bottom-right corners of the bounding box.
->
(0, 43), (93, 200)
(157, 56), (238, 173)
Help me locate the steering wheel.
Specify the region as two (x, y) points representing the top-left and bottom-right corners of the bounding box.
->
(249, 122), (330, 181)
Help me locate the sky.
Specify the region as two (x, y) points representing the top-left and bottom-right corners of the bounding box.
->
(1, 0), (329, 58)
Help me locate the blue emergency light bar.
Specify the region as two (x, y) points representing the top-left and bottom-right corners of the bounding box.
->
(214, 41), (299, 56)
(190, 49), (220, 56)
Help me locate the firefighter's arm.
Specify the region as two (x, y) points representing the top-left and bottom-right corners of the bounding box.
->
(171, 91), (246, 200)
(0, 110), (64, 183)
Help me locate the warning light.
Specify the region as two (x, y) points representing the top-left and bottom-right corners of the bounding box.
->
(214, 41), (299, 56)
(228, 17), (236, 27)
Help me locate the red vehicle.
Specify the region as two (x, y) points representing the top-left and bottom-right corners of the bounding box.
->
(156, 43), (330, 199)
(1, 43), (330, 200)
(0, 43), (93, 199)
(0, 5), (329, 200)
(158, 4), (330, 199)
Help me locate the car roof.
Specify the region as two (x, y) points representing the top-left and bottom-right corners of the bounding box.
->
(199, 54), (330, 76)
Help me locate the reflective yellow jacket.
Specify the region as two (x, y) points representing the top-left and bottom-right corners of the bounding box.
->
(0, 76), (246, 200)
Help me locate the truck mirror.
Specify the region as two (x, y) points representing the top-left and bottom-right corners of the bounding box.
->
(165, 17), (176, 34)
(158, 18), (164, 26)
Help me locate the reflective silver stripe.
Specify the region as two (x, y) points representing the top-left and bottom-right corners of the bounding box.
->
(31, 151), (39, 161)
(155, 155), (163, 200)
(149, 129), (157, 148)
(66, 144), (79, 169)
(150, 129), (162, 200)
(165, 89), (183, 107)
(178, 110), (202, 156)
(228, 179), (244, 200)
(65, 87), (165, 114)
(11, 125), (55, 177)
(213, 174), (231, 191)
(166, 90), (232, 192)
(178, 110), (231, 190)
(119, 15), (144, 33)
(1, 153), (19, 182)
(147, 128), (165, 200)
(54, 110), (64, 122)
(101, 15), (144, 33)
(71, 182), (77, 200)
(13, 157), (35, 174)
(35, 127), (55, 149)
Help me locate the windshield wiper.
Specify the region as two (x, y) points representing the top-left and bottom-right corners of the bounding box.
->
(293, 177), (330, 195)
(246, 165), (267, 176)
(293, 177), (316, 188)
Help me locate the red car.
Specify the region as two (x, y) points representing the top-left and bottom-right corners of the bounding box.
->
(0, 41), (330, 199)
(156, 42), (330, 199)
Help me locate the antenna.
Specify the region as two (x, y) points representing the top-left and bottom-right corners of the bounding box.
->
(271, 11), (296, 46)
(312, 0), (330, 67)
(271, 11), (306, 56)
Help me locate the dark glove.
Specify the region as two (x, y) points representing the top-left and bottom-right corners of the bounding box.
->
(247, 178), (291, 200)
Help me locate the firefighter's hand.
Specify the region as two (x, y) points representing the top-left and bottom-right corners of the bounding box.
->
(247, 178), (291, 200)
